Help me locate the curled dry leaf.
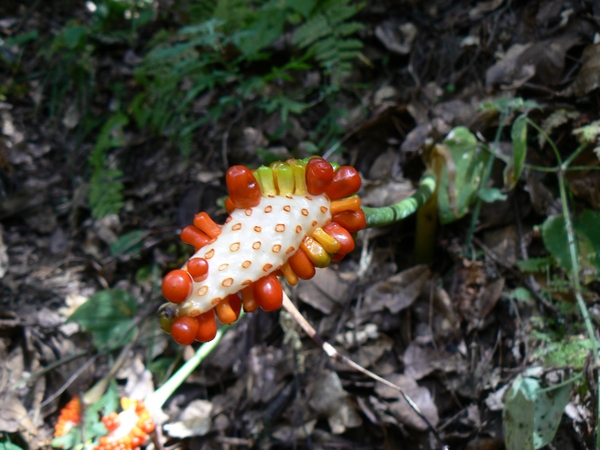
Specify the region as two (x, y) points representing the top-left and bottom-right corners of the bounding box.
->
(308, 370), (362, 434)
(297, 267), (349, 314)
(163, 399), (213, 439)
(365, 264), (431, 314)
(561, 43), (600, 97)
(374, 374), (439, 431)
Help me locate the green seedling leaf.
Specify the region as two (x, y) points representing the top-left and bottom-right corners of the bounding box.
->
(542, 210), (600, 281)
(508, 287), (534, 303)
(0, 438), (24, 450)
(504, 113), (528, 189)
(516, 257), (552, 272)
(110, 230), (147, 257)
(437, 127), (489, 223)
(503, 375), (573, 450)
(478, 187), (507, 203)
(69, 289), (138, 348)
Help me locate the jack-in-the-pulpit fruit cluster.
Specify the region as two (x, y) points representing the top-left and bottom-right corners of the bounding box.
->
(54, 397), (155, 450)
(160, 157), (365, 345)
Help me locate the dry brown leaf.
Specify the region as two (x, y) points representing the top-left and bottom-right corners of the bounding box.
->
(365, 265), (430, 314)
(163, 399), (213, 438)
(561, 43), (600, 96)
(308, 370), (363, 434)
(403, 342), (467, 380)
(374, 374), (439, 431)
(297, 267), (349, 314)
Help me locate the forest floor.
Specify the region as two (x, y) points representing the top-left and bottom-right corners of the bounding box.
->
(1, 0), (600, 449)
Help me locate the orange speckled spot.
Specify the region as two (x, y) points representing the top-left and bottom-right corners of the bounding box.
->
(286, 246), (295, 254)
(230, 242), (240, 252)
(305, 195), (313, 201)
(242, 279), (252, 286)
(242, 260), (252, 268)
(296, 225), (302, 233)
(225, 217), (232, 224)
(268, 194), (275, 198)
(301, 208), (309, 216)
(264, 205), (273, 213)
(205, 249), (215, 259)
(253, 241), (261, 250)
(188, 308), (201, 316)
(211, 297), (222, 306)
(232, 223), (242, 231)
(222, 278), (233, 287)
(263, 263), (273, 272)
(286, 194), (293, 199)
(245, 209), (252, 216)
(320, 206), (328, 213)
(254, 226), (262, 232)
(198, 286), (208, 296)
(283, 205), (291, 212)
(272, 244), (281, 253)
(312, 220), (318, 227)
(275, 224), (285, 232)
(219, 264), (228, 271)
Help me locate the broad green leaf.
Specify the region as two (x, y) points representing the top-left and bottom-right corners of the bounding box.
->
(69, 289), (138, 348)
(110, 230), (146, 257)
(437, 127), (489, 224)
(503, 376), (573, 450)
(504, 113), (527, 189)
(541, 210), (600, 282)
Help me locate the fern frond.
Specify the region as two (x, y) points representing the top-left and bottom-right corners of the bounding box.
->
(89, 168), (125, 219)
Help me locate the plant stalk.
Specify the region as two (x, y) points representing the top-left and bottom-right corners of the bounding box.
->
(362, 173), (436, 228)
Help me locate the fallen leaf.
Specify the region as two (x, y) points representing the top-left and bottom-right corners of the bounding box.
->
(375, 374), (439, 431)
(163, 399), (213, 438)
(308, 370), (363, 434)
(365, 265), (430, 314)
(298, 267), (349, 314)
(561, 43), (600, 96)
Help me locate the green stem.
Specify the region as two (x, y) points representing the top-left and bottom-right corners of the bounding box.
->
(361, 174), (436, 228)
(556, 168), (600, 449)
(145, 314), (241, 416)
(465, 111), (508, 248)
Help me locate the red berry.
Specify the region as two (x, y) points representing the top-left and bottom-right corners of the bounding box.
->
(187, 257), (208, 281)
(226, 166), (262, 209)
(306, 158), (334, 195)
(332, 210), (366, 232)
(288, 249), (316, 280)
(253, 274), (283, 312)
(171, 316), (199, 345)
(196, 311), (217, 342)
(180, 226), (212, 251)
(323, 222), (355, 254)
(325, 166), (361, 200)
(162, 270), (192, 303)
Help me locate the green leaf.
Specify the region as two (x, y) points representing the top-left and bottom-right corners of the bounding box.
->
(0, 438), (24, 450)
(508, 287), (534, 303)
(69, 289), (138, 348)
(503, 375), (573, 450)
(505, 113), (528, 189)
(110, 230), (147, 257)
(516, 257), (552, 273)
(478, 187), (507, 203)
(437, 127), (489, 224)
(541, 210), (600, 281)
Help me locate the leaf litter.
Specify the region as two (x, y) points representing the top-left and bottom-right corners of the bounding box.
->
(2, 0), (600, 449)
